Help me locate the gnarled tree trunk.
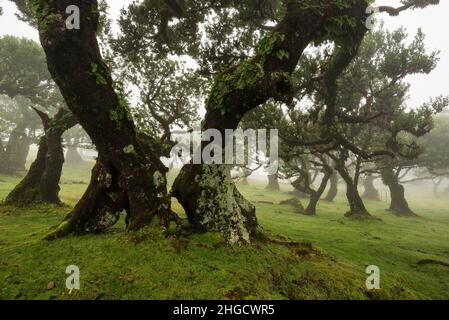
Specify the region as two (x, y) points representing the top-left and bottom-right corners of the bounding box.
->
(305, 169), (332, 216)
(335, 160), (372, 218)
(33, 1), (177, 239)
(362, 175), (380, 201)
(172, 164), (257, 244)
(381, 167), (416, 217)
(5, 108), (77, 205)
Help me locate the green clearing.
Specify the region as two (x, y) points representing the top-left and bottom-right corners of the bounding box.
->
(1, 158), (448, 300)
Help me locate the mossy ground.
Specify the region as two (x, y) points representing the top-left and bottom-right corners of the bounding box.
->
(0, 157), (448, 300)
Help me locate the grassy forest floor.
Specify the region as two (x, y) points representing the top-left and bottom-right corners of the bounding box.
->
(1, 159), (449, 300)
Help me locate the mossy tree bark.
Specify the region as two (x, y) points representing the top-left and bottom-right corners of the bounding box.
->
(288, 157), (332, 216)
(5, 108), (77, 205)
(381, 166), (416, 217)
(362, 175), (380, 201)
(32, 1), (177, 239)
(172, 1), (369, 244)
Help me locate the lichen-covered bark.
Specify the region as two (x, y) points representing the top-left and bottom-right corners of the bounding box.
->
(304, 169), (332, 216)
(5, 108), (76, 205)
(32, 1), (177, 238)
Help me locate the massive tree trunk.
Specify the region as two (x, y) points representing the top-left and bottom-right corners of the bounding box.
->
(324, 171), (338, 202)
(172, 164), (257, 244)
(266, 174), (281, 191)
(33, 1), (177, 239)
(381, 167), (416, 217)
(362, 175), (380, 201)
(5, 108), (77, 205)
(304, 169), (332, 216)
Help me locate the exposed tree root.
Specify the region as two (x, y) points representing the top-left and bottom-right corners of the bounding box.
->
(417, 259), (449, 268)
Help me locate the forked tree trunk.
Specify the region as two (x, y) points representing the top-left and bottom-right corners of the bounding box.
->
(5, 108), (77, 205)
(33, 1), (177, 239)
(344, 182), (371, 218)
(172, 164), (257, 244)
(266, 174), (281, 191)
(362, 175), (380, 201)
(381, 167), (416, 217)
(304, 170), (332, 216)
(324, 171), (338, 202)
(335, 162), (372, 218)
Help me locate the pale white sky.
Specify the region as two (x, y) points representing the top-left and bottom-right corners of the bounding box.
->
(0, 0), (448, 108)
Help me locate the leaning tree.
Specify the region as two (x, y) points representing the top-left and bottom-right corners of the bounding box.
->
(0, 34), (79, 204)
(0, 35), (54, 174)
(5, 108), (77, 205)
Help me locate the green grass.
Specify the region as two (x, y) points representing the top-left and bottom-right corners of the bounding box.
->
(0, 160), (448, 300)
